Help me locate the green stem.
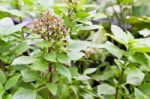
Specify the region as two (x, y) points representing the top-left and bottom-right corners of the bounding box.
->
(37, 86), (47, 92)
(115, 61), (127, 99)
(115, 68), (125, 99)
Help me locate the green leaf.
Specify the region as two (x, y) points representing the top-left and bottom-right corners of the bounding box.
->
(46, 83), (57, 96)
(4, 74), (20, 90)
(0, 17), (14, 27)
(133, 38), (150, 52)
(126, 68), (144, 85)
(0, 22), (27, 35)
(111, 25), (128, 43)
(12, 56), (33, 65)
(97, 83), (116, 95)
(68, 51), (85, 61)
(4, 94), (12, 99)
(84, 68), (97, 74)
(134, 88), (149, 99)
(0, 82), (4, 91)
(37, 0), (53, 9)
(139, 83), (150, 96)
(21, 69), (39, 82)
(36, 95), (44, 99)
(75, 11), (89, 18)
(69, 67), (78, 77)
(0, 90), (4, 99)
(80, 25), (102, 30)
(67, 40), (92, 51)
(70, 85), (78, 99)
(120, 0), (133, 4)
(0, 7), (26, 17)
(82, 93), (95, 99)
(132, 4), (150, 16)
(129, 53), (150, 66)
(104, 41), (123, 58)
(79, 0), (86, 4)
(105, 34), (126, 45)
(127, 16), (150, 30)
(60, 85), (69, 99)
(32, 58), (48, 71)
(12, 89), (36, 99)
(44, 51), (57, 62)
(57, 54), (69, 63)
(76, 75), (90, 81)
(15, 41), (29, 55)
(36, 40), (51, 48)
(95, 66), (118, 81)
(133, 47), (150, 52)
(23, 0), (33, 5)
(56, 64), (72, 82)
(0, 69), (6, 84)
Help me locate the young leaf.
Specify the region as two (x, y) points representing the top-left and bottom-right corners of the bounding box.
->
(105, 34), (126, 45)
(4, 74), (20, 90)
(12, 89), (36, 99)
(104, 41), (123, 58)
(111, 25), (128, 43)
(46, 83), (57, 96)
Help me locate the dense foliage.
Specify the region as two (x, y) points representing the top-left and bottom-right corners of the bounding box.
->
(0, 0), (150, 99)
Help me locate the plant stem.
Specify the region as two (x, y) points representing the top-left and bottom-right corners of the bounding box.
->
(48, 32), (54, 99)
(37, 86), (47, 92)
(115, 59), (128, 99)
(115, 68), (125, 99)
